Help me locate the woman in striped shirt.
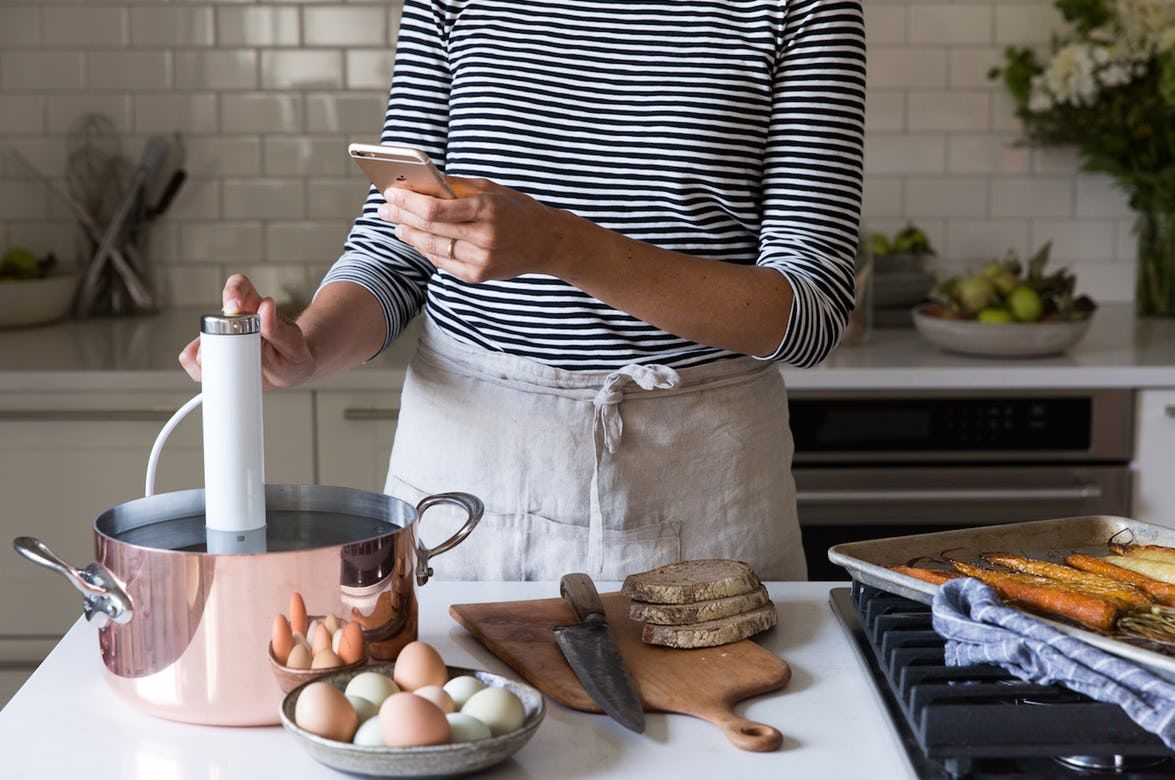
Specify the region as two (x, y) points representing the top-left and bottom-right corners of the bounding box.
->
(181, 0), (865, 581)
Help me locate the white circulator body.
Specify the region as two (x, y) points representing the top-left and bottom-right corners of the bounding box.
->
(200, 317), (266, 550)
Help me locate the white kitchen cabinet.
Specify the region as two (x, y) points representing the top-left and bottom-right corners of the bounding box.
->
(314, 391), (399, 492)
(0, 390), (314, 651)
(1133, 389), (1175, 529)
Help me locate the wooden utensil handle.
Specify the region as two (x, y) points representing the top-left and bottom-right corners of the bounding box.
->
(560, 573), (606, 622)
(700, 707), (783, 752)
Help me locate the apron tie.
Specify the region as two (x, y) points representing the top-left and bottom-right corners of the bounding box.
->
(592, 363), (681, 454)
(588, 363), (680, 575)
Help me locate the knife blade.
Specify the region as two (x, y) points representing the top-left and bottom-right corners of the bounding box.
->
(553, 572), (645, 734)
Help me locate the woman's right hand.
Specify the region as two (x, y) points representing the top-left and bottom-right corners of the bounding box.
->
(178, 274), (317, 390)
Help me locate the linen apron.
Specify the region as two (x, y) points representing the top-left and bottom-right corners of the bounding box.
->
(384, 316), (807, 582)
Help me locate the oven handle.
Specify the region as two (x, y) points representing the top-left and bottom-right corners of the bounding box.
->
(796, 485), (1103, 505)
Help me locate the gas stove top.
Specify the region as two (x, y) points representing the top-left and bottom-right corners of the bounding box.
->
(830, 583), (1175, 779)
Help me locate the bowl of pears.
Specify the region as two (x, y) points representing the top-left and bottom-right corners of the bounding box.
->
(913, 242), (1097, 358)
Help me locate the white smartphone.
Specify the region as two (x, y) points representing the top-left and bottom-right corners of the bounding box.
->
(348, 143), (455, 200)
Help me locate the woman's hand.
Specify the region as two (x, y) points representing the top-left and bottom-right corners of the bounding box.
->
(378, 177), (584, 283)
(178, 274), (317, 390)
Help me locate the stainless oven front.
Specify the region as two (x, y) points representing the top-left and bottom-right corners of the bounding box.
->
(788, 389), (1134, 580)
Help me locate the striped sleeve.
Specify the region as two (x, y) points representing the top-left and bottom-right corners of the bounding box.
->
(755, 0), (865, 368)
(317, 0), (451, 358)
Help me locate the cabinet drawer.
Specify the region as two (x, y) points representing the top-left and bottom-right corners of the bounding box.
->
(315, 391), (399, 492)
(1134, 389), (1175, 529)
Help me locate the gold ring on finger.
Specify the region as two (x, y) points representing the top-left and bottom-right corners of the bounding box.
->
(447, 237), (458, 263)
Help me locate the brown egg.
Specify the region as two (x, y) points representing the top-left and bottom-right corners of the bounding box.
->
(338, 621), (365, 665)
(312, 648), (343, 669)
(286, 644), (312, 669)
(379, 693), (451, 747)
(271, 614), (294, 664)
(289, 592), (309, 636)
(393, 641), (448, 691)
(295, 681), (359, 743)
(312, 622), (332, 655)
(413, 685), (455, 714)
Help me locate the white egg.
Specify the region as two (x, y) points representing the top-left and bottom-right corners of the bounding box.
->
(345, 672), (400, 708)
(443, 676), (486, 709)
(347, 694), (378, 722)
(332, 628), (343, 654)
(446, 712), (492, 743)
(352, 716), (385, 747)
(461, 687), (525, 736)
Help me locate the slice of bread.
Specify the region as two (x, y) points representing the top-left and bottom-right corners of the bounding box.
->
(621, 559), (761, 604)
(641, 604), (778, 648)
(628, 585), (771, 625)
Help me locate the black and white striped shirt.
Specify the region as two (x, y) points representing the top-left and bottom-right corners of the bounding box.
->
(322, 0), (865, 370)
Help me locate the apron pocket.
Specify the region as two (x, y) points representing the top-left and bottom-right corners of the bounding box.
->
(598, 521), (682, 581)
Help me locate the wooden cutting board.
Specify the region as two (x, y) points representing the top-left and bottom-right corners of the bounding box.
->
(449, 591), (790, 751)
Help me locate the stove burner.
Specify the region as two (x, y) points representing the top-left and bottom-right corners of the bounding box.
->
(1053, 754), (1170, 772)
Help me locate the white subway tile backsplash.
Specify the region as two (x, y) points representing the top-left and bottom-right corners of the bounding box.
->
(905, 176), (988, 217)
(303, 7), (385, 46)
(1032, 146), (1082, 175)
(220, 92), (301, 132)
(947, 134), (1029, 175)
(1074, 175), (1133, 218)
(908, 5), (991, 45)
(266, 221), (350, 261)
(1030, 219), (1115, 262)
(995, 3), (1066, 45)
(949, 48), (1003, 89)
(264, 136), (348, 176)
(226, 264), (310, 303)
(6, 221), (80, 264)
(865, 91), (904, 132)
(176, 50), (257, 90)
(345, 50), (395, 90)
(88, 51), (170, 90)
(185, 137), (263, 177)
(42, 7), (127, 48)
(990, 91), (1023, 132)
(308, 177), (367, 218)
(46, 94), (132, 134)
(181, 222), (263, 263)
(863, 5), (906, 45)
(144, 222), (179, 263)
(166, 176), (221, 219)
(0, 52), (85, 90)
(0, 95), (45, 134)
(217, 7), (301, 46)
(1117, 217), (1139, 262)
(1059, 260), (1134, 303)
(946, 219), (1031, 262)
(223, 177), (304, 218)
(134, 93), (217, 134)
(867, 48), (948, 89)
(261, 50), (344, 90)
(305, 91), (384, 133)
(130, 7), (215, 47)
(0, 181), (49, 220)
(2, 138), (67, 178)
(907, 91), (990, 132)
(991, 178), (1072, 217)
(157, 264), (224, 307)
(864, 134), (946, 174)
(861, 176), (904, 219)
(0, 8), (41, 48)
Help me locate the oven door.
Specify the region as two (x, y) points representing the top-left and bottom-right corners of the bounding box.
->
(796, 465), (1131, 580)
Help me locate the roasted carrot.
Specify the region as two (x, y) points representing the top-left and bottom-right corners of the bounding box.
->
(981, 553), (1152, 610)
(1103, 555), (1175, 584)
(1109, 542), (1175, 566)
(950, 560), (1120, 632)
(889, 565), (957, 586)
(1065, 553), (1175, 606)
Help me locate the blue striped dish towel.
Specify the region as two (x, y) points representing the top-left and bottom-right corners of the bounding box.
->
(931, 577), (1175, 750)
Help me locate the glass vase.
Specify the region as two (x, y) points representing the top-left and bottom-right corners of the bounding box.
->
(1135, 206), (1175, 317)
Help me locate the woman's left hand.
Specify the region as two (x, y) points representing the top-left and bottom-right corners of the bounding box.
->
(378, 177), (581, 283)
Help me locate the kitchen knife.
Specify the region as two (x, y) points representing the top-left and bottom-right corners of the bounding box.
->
(553, 572), (645, 734)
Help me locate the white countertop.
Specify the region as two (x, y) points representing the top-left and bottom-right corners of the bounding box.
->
(1, 304), (1173, 392)
(0, 581), (915, 780)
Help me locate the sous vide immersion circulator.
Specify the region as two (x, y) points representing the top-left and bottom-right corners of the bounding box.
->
(200, 313), (267, 553)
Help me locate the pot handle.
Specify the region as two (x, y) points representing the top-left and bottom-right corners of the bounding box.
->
(414, 492), (484, 586)
(12, 537), (134, 629)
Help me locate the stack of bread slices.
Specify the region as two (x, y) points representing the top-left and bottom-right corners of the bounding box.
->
(621, 560), (777, 648)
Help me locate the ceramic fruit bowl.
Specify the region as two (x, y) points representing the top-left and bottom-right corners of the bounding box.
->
(280, 662), (545, 778)
(912, 303), (1094, 358)
(0, 273), (79, 328)
(268, 641), (369, 694)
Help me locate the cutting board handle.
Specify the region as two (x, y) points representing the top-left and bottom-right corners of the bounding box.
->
(700, 707), (783, 752)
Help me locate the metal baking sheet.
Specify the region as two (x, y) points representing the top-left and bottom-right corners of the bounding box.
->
(827, 515), (1175, 680)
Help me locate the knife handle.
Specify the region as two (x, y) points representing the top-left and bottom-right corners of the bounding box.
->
(560, 573), (606, 622)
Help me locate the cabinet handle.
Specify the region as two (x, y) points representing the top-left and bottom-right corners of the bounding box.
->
(797, 485), (1102, 505)
(343, 408), (399, 421)
(1165, 405), (1175, 418)
(0, 409), (177, 422)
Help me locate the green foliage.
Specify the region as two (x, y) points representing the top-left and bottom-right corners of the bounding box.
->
(1055, 0), (1112, 33)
